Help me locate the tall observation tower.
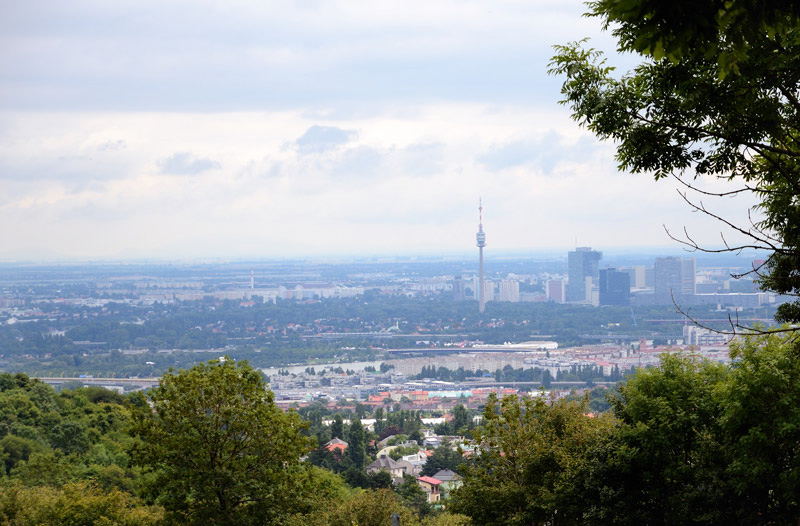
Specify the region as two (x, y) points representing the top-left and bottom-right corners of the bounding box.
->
(476, 199), (487, 313)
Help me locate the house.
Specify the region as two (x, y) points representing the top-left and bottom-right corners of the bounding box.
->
(401, 452), (428, 475)
(324, 438), (348, 457)
(432, 469), (463, 499)
(366, 455), (405, 479)
(395, 459), (416, 477)
(416, 476), (443, 503)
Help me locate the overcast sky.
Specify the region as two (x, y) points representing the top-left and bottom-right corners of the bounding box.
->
(0, 0), (759, 260)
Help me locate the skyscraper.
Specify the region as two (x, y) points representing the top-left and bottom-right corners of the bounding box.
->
(452, 276), (466, 301)
(681, 258), (697, 296)
(599, 268), (631, 306)
(498, 279), (520, 302)
(476, 200), (487, 313)
(546, 279), (566, 303)
(654, 256), (683, 304)
(567, 247), (602, 302)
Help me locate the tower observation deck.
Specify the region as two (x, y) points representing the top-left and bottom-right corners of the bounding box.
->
(477, 200), (487, 313)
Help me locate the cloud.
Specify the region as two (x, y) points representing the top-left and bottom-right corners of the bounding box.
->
(0, 106), (762, 260)
(478, 131), (603, 173)
(158, 152), (221, 175)
(295, 125), (356, 154)
(97, 139), (126, 151)
(394, 142), (444, 176)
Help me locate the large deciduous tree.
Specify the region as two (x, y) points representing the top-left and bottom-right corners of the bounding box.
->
(549, 0), (800, 326)
(130, 358), (317, 526)
(450, 394), (614, 525)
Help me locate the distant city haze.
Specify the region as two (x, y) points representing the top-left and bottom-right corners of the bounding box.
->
(0, 1), (760, 260)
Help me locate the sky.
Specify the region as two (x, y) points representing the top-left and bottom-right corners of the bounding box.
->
(0, 0), (760, 261)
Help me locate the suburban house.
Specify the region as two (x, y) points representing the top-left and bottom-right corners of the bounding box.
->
(324, 437), (348, 455)
(432, 469), (462, 499)
(366, 455), (405, 479)
(416, 476), (443, 503)
(400, 452), (428, 475)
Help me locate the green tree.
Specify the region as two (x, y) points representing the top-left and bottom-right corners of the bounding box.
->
(347, 417), (367, 470)
(0, 435), (45, 475)
(396, 474), (432, 518)
(0, 481), (164, 526)
(331, 414), (344, 440)
(550, 1), (800, 325)
(594, 354), (730, 524)
(130, 358), (317, 526)
(720, 333), (800, 523)
(421, 437), (463, 477)
(451, 404), (471, 435)
(327, 488), (417, 526)
(450, 394), (614, 526)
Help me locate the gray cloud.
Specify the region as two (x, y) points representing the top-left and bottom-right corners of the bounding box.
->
(295, 125), (356, 154)
(158, 152), (221, 175)
(0, 2), (617, 112)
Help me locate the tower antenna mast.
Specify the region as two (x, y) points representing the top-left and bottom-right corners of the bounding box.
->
(476, 199), (487, 314)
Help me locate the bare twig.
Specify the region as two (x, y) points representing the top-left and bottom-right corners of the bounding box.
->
(672, 294), (797, 339)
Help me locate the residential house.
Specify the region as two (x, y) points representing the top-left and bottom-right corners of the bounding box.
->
(324, 438), (348, 459)
(432, 469), (463, 499)
(416, 476), (442, 503)
(366, 455), (405, 479)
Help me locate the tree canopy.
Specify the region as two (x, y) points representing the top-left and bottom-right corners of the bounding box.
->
(550, 0), (800, 326)
(130, 358), (319, 526)
(452, 334), (800, 525)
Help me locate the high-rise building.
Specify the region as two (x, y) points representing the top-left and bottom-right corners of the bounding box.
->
(498, 279), (520, 302)
(633, 266), (646, 288)
(546, 280), (566, 303)
(483, 279), (496, 304)
(567, 247), (602, 302)
(599, 268), (631, 306)
(681, 258), (696, 296)
(645, 266), (655, 288)
(452, 277), (466, 301)
(476, 200), (487, 313)
(654, 257), (683, 304)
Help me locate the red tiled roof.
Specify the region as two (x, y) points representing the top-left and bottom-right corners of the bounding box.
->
(417, 476), (442, 485)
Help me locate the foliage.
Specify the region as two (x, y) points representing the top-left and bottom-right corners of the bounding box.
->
(388, 443), (420, 460)
(420, 513), (472, 526)
(420, 438), (464, 477)
(129, 358), (319, 526)
(455, 334), (800, 525)
(451, 394), (614, 526)
(550, 0), (800, 324)
(0, 481), (163, 526)
(720, 333), (800, 523)
(396, 474), (433, 518)
(593, 354), (730, 524)
(0, 373), (137, 493)
(288, 488), (419, 526)
(331, 413), (344, 440)
(346, 418), (367, 470)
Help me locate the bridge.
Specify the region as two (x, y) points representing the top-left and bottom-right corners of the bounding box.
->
(460, 380), (617, 388)
(386, 345), (556, 355)
(35, 377), (160, 389)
